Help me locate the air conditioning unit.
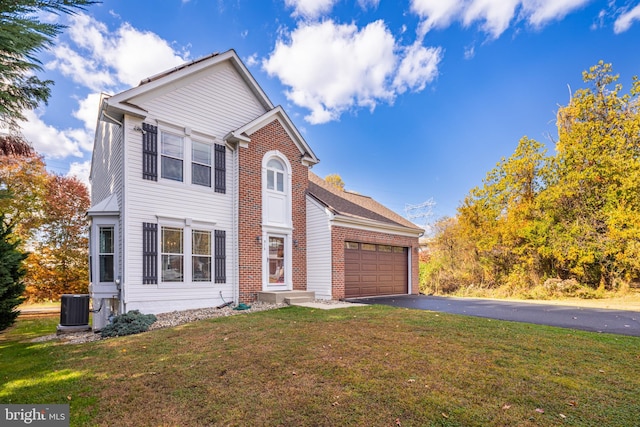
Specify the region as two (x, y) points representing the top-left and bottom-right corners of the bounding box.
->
(57, 294), (90, 333)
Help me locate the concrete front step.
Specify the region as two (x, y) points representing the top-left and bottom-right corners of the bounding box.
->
(284, 296), (314, 305)
(257, 290), (315, 304)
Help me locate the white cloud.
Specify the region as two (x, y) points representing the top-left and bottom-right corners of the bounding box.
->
(411, 0), (463, 38)
(614, 4), (640, 33)
(410, 0), (591, 38)
(393, 42), (442, 94)
(67, 160), (91, 187)
(19, 110), (87, 159)
(73, 93), (102, 136)
(285, 0), (338, 20)
(521, 0), (591, 28)
(245, 53), (259, 67)
(463, 0), (520, 38)
(357, 0), (381, 10)
(263, 20), (400, 124)
(47, 13), (188, 91)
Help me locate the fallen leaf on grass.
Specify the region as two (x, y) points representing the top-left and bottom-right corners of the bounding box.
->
(407, 378), (416, 383)
(502, 404), (511, 410)
(331, 401), (339, 407)
(66, 395), (72, 401)
(568, 400), (577, 407)
(442, 413), (449, 419)
(559, 414), (567, 419)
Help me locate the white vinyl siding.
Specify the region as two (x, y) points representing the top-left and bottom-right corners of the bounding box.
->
(132, 62), (265, 140)
(306, 196), (332, 300)
(106, 59), (269, 314)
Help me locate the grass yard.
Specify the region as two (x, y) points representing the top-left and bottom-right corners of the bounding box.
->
(1, 305), (639, 426)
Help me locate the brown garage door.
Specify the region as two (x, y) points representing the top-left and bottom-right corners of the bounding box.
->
(344, 242), (408, 298)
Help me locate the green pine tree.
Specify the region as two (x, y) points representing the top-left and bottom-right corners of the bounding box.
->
(0, 214), (27, 331)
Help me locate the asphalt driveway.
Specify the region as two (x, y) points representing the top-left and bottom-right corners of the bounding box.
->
(347, 294), (640, 337)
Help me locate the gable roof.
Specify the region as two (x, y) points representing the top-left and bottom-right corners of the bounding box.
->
(224, 105), (319, 166)
(307, 172), (423, 234)
(101, 49), (273, 120)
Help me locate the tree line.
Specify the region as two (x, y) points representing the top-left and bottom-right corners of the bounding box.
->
(0, 0), (94, 330)
(422, 62), (640, 298)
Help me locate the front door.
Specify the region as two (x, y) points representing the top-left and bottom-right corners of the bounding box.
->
(267, 235), (286, 287)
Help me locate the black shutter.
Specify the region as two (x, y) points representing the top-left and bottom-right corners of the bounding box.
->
(214, 144), (226, 193)
(214, 230), (226, 283)
(142, 222), (158, 284)
(142, 123), (158, 181)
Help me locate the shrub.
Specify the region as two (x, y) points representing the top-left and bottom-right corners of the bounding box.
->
(101, 310), (157, 338)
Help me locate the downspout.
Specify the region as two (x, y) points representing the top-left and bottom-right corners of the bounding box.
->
(232, 144), (240, 305)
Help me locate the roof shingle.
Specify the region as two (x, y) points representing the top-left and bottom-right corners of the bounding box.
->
(307, 172), (422, 232)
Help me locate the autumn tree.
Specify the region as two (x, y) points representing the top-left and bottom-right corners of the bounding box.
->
(23, 175), (90, 300)
(0, 151), (90, 301)
(325, 174), (345, 191)
(0, 151), (48, 240)
(457, 136), (550, 288)
(539, 62), (640, 288)
(425, 62), (640, 295)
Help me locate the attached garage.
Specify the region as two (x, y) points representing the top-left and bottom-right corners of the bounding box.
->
(306, 172), (423, 300)
(344, 242), (408, 298)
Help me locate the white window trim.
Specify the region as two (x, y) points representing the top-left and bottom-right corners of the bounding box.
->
(191, 138), (213, 188)
(261, 150), (293, 229)
(157, 125), (218, 191)
(261, 151), (293, 291)
(156, 217), (218, 288)
(90, 216), (119, 286)
(160, 130), (185, 182)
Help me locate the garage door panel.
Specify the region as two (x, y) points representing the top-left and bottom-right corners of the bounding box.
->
(345, 252), (361, 261)
(345, 242), (408, 298)
(361, 253), (378, 261)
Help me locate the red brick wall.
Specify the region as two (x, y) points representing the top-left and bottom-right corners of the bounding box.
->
(331, 226), (420, 300)
(237, 118), (308, 302)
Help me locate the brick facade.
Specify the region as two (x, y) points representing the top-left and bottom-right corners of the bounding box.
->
(237, 119), (308, 302)
(331, 226), (420, 300)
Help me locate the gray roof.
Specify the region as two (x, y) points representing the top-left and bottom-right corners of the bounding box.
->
(307, 172), (422, 232)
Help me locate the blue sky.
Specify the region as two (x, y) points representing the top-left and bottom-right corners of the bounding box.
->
(22, 0), (640, 225)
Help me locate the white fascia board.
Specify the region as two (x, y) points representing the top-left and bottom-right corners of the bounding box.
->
(106, 50), (273, 120)
(331, 214), (423, 238)
(306, 194), (335, 220)
(230, 106), (319, 165)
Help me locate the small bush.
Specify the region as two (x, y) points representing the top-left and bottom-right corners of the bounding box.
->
(101, 310), (157, 338)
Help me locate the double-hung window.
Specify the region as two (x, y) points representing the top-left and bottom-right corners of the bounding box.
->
(192, 230), (211, 281)
(98, 226), (114, 282)
(144, 222), (225, 284)
(266, 159), (284, 192)
(192, 141), (211, 187)
(161, 132), (184, 181)
(161, 227), (183, 282)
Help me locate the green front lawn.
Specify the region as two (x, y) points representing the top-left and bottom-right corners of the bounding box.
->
(1, 305), (639, 426)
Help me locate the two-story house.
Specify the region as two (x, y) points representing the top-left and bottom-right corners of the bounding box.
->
(87, 49), (422, 329)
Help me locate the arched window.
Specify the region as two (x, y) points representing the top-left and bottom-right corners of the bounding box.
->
(266, 158), (285, 192)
